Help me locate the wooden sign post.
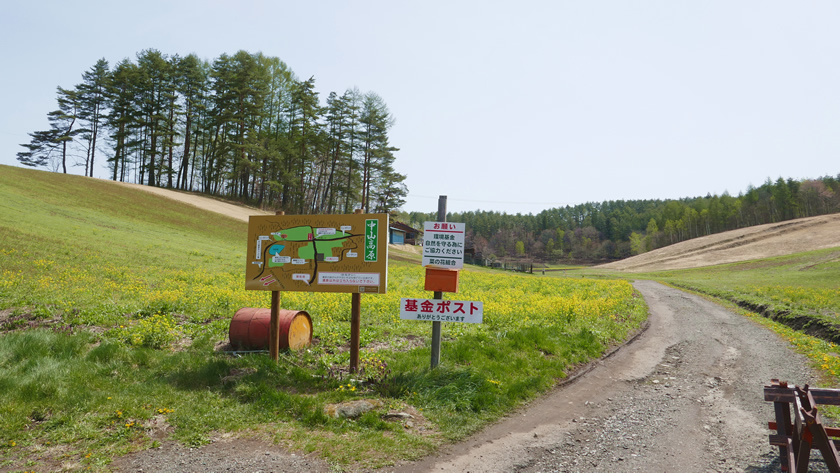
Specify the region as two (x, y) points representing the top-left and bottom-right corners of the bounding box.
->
(245, 210), (388, 366)
(270, 211), (284, 361)
(350, 209), (363, 373)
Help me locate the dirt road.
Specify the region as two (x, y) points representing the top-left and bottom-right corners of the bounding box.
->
(108, 179), (272, 222)
(388, 280), (821, 473)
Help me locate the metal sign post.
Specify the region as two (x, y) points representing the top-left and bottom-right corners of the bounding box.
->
(430, 196), (446, 369)
(419, 200), (477, 369)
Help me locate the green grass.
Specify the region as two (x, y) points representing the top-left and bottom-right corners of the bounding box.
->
(0, 329), (432, 470)
(388, 244), (423, 264)
(0, 166), (249, 327)
(631, 247), (840, 290)
(0, 166), (647, 471)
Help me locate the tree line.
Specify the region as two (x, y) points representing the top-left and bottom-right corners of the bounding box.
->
(17, 49), (407, 214)
(400, 175), (840, 262)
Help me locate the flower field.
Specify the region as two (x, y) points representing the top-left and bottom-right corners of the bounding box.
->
(0, 167), (649, 469)
(1, 232), (645, 360)
(0, 243), (647, 468)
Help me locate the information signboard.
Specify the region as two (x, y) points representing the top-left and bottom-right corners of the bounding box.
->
(399, 297), (483, 324)
(246, 213), (388, 293)
(422, 221), (465, 268)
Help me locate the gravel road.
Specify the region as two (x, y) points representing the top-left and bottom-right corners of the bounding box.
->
(388, 280), (824, 473)
(113, 281), (826, 473)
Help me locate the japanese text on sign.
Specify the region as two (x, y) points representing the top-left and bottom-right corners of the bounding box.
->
(399, 298), (483, 324)
(422, 221), (465, 269)
(318, 272), (380, 286)
(364, 219), (378, 262)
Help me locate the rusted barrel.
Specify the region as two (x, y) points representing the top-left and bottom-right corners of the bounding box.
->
(229, 308), (312, 350)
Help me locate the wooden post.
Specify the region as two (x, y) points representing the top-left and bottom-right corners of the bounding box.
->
(270, 290), (280, 361)
(350, 209), (363, 373)
(350, 292), (361, 373)
(270, 210), (284, 362)
(430, 196), (446, 369)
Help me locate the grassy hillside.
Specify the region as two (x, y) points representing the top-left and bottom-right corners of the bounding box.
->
(598, 213), (840, 273)
(629, 249), (840, 343)
(0, 166), (646, 471)
(0, 166), (250, 326)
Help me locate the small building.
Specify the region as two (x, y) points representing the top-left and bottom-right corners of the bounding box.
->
(464, 247), (477, 264)
(389, 221), (422, 245)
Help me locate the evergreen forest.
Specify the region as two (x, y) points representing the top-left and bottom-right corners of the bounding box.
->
(17, 49), (407, 215)
(401, 176), (840, 262)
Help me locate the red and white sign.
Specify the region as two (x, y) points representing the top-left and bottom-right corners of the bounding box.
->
(422, 221), (466, 269)
(399, 297), (483, 324)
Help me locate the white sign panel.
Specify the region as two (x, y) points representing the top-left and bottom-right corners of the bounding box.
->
(318, 272), (381, 286)
(422, 221), (466, 269)
(399, 298), (483, 323)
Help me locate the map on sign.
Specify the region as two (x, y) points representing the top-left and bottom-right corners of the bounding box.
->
(246, 214), (388, 293)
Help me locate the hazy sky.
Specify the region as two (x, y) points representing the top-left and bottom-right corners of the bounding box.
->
(2, 1), (838, 215)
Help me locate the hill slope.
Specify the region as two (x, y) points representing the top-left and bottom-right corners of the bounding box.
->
(598, 213), (840, 272)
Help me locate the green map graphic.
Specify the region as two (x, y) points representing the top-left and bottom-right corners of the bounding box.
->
(246, 214), (388, 293)
(266, 226), (355, 269)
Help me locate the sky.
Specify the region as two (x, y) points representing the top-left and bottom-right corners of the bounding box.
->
(2, 1), (839, 215)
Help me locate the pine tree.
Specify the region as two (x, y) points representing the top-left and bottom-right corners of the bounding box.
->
(106, 59), (141, 182)
(17, 87), (84, 173)
(16, 128), (61, 169)
(175, 54), (209, 190)
(370, 163), (407, 214)
(342, 88), (362, 213)
(135, 49), (172, 187)
(77, 58), (110, 177)
(322, 92), (348, 213)
(358, 92), (403, 213)
(287, 76), (323, 213)
(258, 56), (294, 207)
(18, 49), (411, 217)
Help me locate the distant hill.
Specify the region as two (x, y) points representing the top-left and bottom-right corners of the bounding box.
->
(597, 213), (840, 272)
